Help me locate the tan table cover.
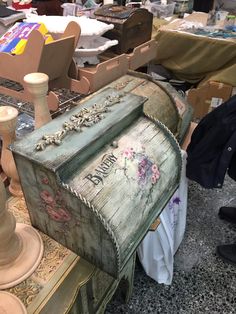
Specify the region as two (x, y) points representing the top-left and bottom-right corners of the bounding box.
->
(153, 13), (236, 86)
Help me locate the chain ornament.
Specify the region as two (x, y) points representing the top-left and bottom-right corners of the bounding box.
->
(36, 93), (123, 151)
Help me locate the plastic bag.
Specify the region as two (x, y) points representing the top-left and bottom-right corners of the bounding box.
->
(137, 150), (188, 285)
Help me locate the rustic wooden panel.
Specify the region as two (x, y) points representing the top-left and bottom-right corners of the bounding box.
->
(12, 88), (182, 278)
(104, 72), (193, 143)
(68, 116), (181, 271)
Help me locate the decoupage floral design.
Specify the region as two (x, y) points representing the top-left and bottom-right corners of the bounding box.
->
(39, 176), (71, 223)
(122, 147), (160, 188)
(168, 196), (181, 230)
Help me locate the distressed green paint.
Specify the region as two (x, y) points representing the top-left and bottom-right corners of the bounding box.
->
(103, 71), (193, 143)
(12, 88), (145, 172)
(12, 88), (182, 278)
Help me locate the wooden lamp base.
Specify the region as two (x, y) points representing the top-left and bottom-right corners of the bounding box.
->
(0, 291), (27, 314)
(0, 106), (23, 197)
(0, 223), (43, 289)
(0, 177), (44, 289)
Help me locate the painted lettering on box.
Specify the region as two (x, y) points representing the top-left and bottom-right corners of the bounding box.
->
(85, 153), (117, 186)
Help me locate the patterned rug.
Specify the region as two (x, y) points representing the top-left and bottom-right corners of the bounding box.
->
(6, 196), (78, 309)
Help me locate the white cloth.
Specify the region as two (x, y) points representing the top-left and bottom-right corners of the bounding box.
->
(24, 14), (116, 66)
(24, 14), (114, 36)
(137, 150), (188, 285)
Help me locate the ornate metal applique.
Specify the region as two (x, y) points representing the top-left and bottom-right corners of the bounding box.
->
(114, 79), (132, 91)
(36, 93), (123, 151)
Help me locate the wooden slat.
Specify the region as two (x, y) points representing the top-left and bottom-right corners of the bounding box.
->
(149, 218), (161, 231)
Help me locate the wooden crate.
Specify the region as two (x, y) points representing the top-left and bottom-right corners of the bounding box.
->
(100, 39), (158, 71)
(78, 54), (128, 93)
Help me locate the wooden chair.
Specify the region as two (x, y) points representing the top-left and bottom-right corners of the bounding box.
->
(0, 21), (90, 111)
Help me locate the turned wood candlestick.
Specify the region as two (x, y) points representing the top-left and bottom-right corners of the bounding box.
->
(0, 291), (27, 314)
(0, 106), (22, 197)
(0, 175), (22, 266)
(24, 72), (52, 129)
(0, 177), (43, 289)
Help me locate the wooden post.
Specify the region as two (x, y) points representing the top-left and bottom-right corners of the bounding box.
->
(23, 72), (52, 129)
(0, 176), (22, 266)
(0, 177), (44, 289)
(0, 106), (22, 197)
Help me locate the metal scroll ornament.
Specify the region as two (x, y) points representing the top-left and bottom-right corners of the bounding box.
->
(36, 93), (123, 151)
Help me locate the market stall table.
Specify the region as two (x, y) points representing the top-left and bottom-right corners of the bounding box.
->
(153, 12), (236, 86)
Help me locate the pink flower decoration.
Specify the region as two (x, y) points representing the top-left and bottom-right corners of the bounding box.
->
(45, 205), (71, 222)
(48, 210), (64, 222)
(123, 148), (134, 159)
(141, 159), (147, 167)
(152, 164), (159, 173)
(55, 190), (62, 201)
(40, 190), (55, 205)
(154, 172), (160, 180)
(139, 167), (146, 175)
(41, 177), (49, 185)
(45, 205), (54, 212)
(57, 208), (71, 221)
(151, 175), (157, 184)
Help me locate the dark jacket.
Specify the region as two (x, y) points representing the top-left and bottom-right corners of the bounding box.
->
(193, 0), (214, 13)
(186, 95), (236, 189)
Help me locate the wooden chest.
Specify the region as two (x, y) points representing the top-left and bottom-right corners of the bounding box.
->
(12, 87), (182, 278)
(94, 6), (153, 54)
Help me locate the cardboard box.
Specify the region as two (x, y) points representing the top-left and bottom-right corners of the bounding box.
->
(231, 86), (236, 97)
(162, 12), (209, 30)
(187, 81), (233, 119)
(215, 0), (236, 14)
